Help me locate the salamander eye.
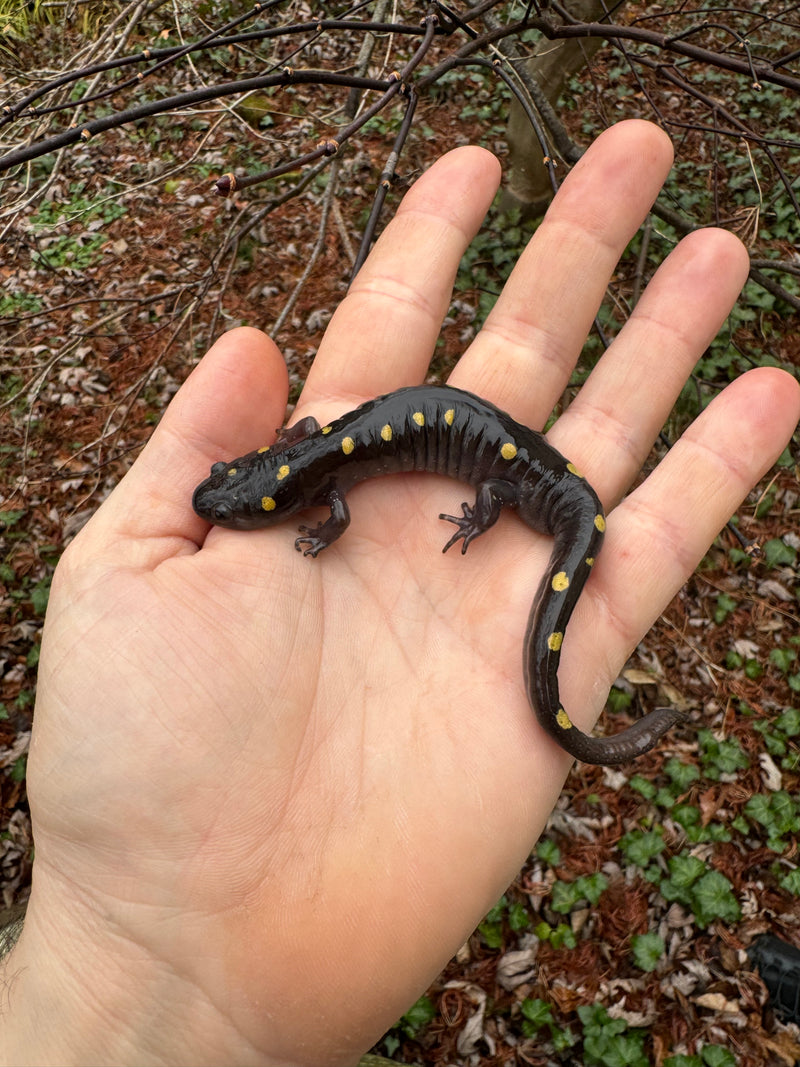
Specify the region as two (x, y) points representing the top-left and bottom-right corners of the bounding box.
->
(213, 503), (233, 521)
(211, 461), (228, 476)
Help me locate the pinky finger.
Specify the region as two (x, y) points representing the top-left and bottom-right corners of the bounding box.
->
(594, 367), (800, 665)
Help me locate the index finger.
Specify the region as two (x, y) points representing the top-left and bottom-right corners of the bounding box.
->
(296, 146), (501, 420)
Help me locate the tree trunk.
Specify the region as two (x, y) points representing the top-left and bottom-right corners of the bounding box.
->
(500, 1), (619, 218)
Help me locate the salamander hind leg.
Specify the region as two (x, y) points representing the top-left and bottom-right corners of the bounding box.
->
(295, 489), (350, 557)
(439, 479), (518, 555)
(272, 415), (321, 454)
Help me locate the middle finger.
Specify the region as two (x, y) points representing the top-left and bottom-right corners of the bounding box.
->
(450, 120), (674, 426)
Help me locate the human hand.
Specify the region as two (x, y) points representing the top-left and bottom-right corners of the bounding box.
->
(6, 120), (799, 1067)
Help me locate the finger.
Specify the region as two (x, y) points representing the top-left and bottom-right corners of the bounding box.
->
(586, 367), (800, 693)
(296, 146), (501, 419)
(75, 327), (288, 553)
(449, 119), (674, 425)
(548, 227), (751, 500)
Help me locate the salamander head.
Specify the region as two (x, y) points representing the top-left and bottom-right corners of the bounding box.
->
(192, 452), (304, 530)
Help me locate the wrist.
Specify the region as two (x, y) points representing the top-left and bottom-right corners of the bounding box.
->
(0, 882), (276, 1066)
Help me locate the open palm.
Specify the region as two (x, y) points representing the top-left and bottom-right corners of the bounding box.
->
(10, 121), (799, 1067)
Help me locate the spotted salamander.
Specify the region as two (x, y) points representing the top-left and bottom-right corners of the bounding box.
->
(193, 385), (684, 765)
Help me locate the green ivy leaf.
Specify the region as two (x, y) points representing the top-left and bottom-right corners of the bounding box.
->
(666, 758), (700, 791)
(764, 538), (796, 568)
(630, 932), (664, 972)
(400, 995), (435, 1038)
(770, 648), (797, 673)
(536, 838), (561, 865)
(0, 509), (25, 529)
(30, 576), (51, 617)
(714, 592), (737, 623)
(702, 1045), (737, 1067)
(521, 997), (553, 1030)
(628, 774), (656, 800)
(779, 868), (800, 895)
(549, 923), (577, 950)
(665, 854), (706, 891)
(691, 870), (740, 927)
(507, 900), (531, 932)
(478, 919), (503, 948)
(551, 879), (580, 914)
(578, 872), (609, 906)
(619, 829), (665, 868)
(698, 730), (748, 778)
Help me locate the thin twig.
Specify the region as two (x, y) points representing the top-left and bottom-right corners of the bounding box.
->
(271, 156), (340, 336)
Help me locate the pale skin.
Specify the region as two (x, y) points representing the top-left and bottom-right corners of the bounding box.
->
(3, 120), (799, 1066)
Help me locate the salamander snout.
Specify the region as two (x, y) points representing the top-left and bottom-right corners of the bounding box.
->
(192, 481), (233, 524)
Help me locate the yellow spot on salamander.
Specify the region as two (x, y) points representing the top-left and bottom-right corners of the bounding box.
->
(342, 436), (355, 455)
(594, 514), (606, 533)
(227, 467), (237, 476)
(500, 442), (517, 460)
(547, 632), (563, 652)
(261, 496), (276, 511)
(381, 424), (392, 442)
(321, 426), (332, 434)
(413, 411), (425, 427)
(566, 461), (583, 477)
(257, 445), (270, 454)
(585, 557), (595, 567)
(556, 708), (573, 730)
(277, 464), (290, 481)
(551, 571), (570, 592)
(444, 408), (455, 425)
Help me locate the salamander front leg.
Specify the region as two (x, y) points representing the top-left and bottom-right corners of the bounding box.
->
(295, 489), (350, 557)
(439, 479), (518, 554)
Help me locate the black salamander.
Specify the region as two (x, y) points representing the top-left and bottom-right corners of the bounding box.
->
(193, 385), (684, 765)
